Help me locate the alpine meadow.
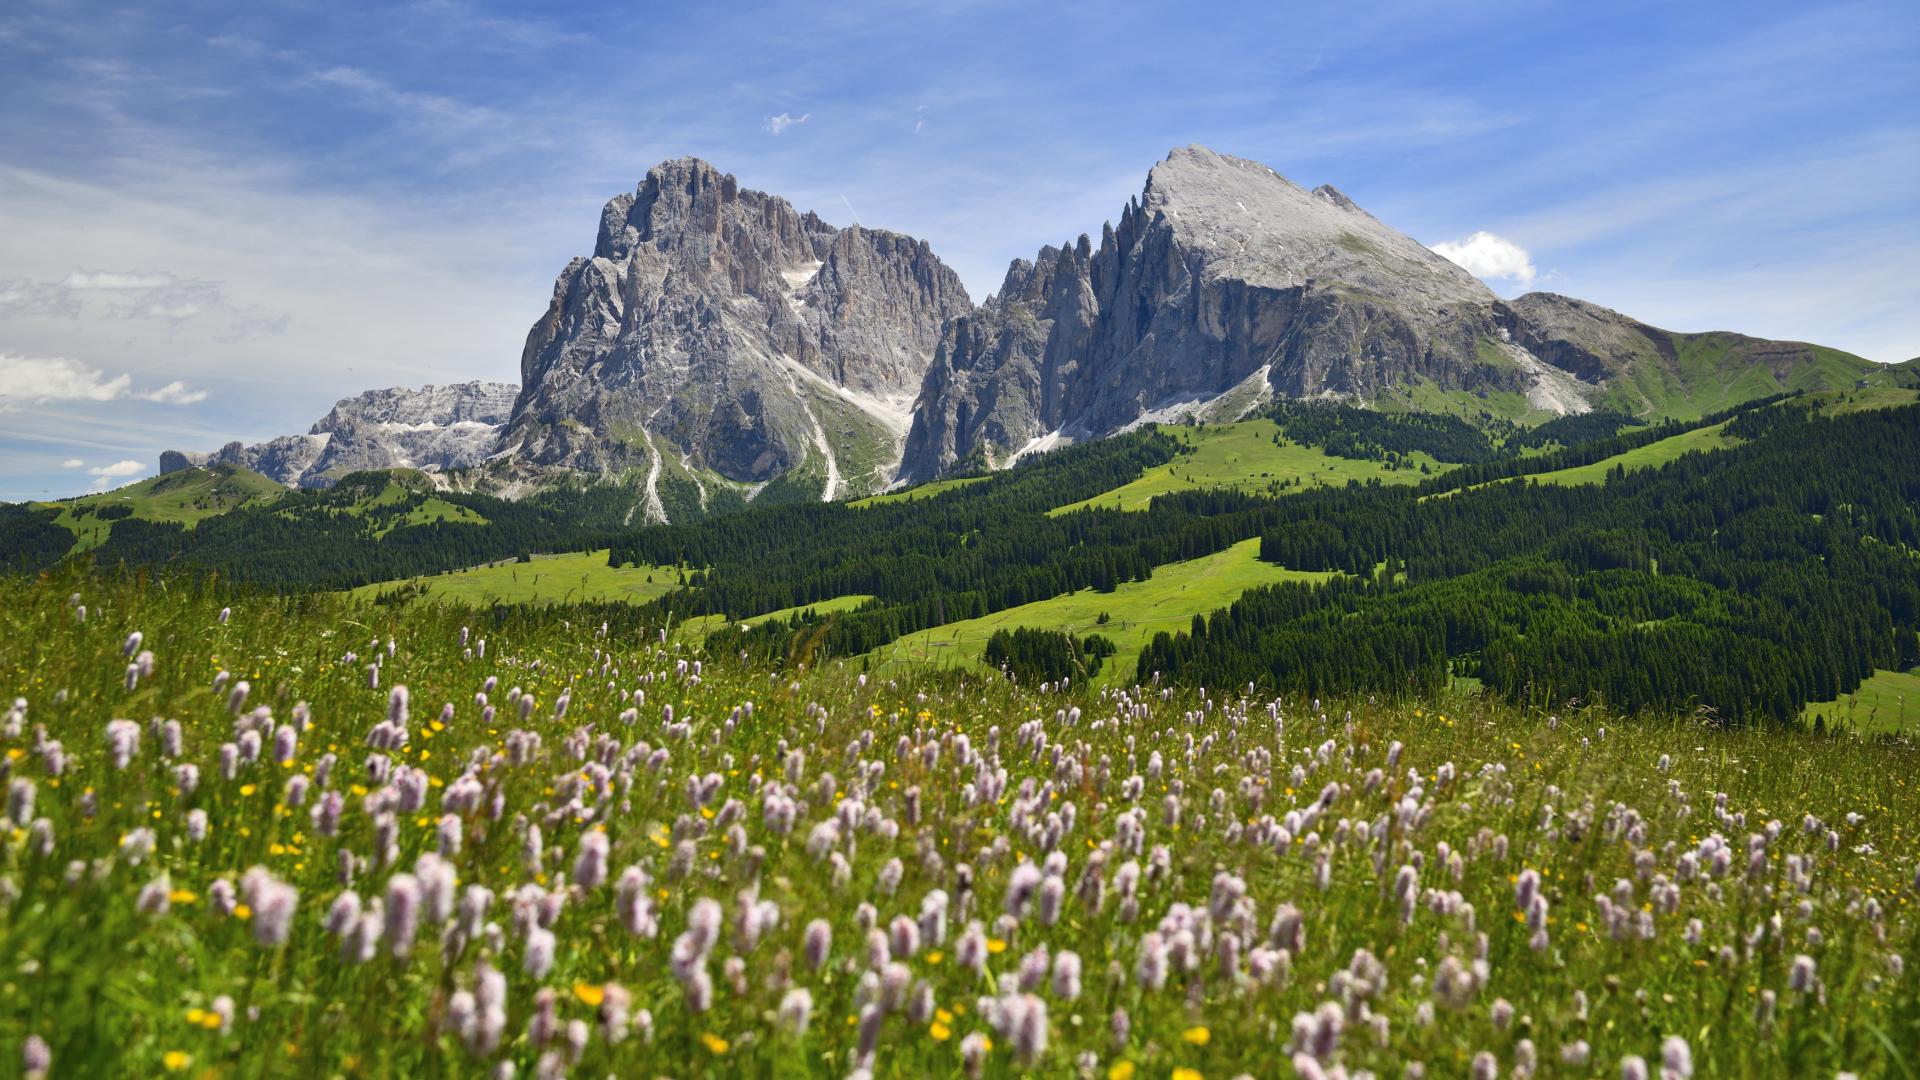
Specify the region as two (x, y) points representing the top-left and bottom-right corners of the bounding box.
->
(3, 3), (1919, 1078)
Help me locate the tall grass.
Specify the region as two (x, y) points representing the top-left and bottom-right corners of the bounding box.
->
(0, 568), (1914, 1077)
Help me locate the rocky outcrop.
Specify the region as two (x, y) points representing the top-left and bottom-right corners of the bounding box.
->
(899, 146), (1556, 480)
(160, 382), (517, 488)
(501, 158), (972, 501)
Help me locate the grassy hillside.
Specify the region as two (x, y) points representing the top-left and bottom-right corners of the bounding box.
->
(1803, 665), (1920, 736)
(34, 465), (285, 552)
(1460, 390), (1918, 491)
(676, 593), (877, 645)
(347, 549), (681, 607)
(868, 537), (1334, 680)
(1049, 420), (1443, 515)
(1512, 421), (1739, 487)
(1596, 334), (1878, 421)
(850, 475), (988, 508)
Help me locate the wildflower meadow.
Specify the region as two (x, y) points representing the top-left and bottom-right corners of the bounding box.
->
(0, 570), (1915, 1077)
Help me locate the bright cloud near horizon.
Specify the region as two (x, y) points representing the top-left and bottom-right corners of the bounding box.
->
(1, 0), (1914, 500)
(1431, 232), (1537, 289)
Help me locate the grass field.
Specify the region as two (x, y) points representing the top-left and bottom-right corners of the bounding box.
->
(1049, 420), (1443, 515)
(35, 465), (285, 552)
(675, 593), (877, 645)
(1803, 666), (1920, 736)
(1516, 421), (1738, 487)
(868, 537), (1333, 681)
(0, 569), (1914, 1077)
(346, 550), (681, 607)
(850, 475), (989, 508)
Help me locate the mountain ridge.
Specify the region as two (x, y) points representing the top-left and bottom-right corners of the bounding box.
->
(159, 381), (518, 488)
(157, 146), (1900, 501)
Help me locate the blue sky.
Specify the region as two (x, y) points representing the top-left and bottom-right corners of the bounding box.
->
(1, 0), (1915, 500)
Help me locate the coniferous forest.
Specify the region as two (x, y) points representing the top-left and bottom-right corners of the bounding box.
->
(6, 395), (1916, 725)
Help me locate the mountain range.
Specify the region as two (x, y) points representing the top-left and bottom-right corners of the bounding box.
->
(163, 146), (1912, 508)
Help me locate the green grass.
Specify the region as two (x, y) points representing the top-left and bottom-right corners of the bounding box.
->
(0, 569), (1914, 1077)
(867, 537), (1334, 681)
(368, 496), (489, 537)
(345, 549), (682, 607)
(1518, 420), (1738, 487)
(35, 465), (285, 552)
(1598, 334), (1877, 421)
(675, 593), (877, 645)
(1803, 666), (1920, 736)
(1049, 420), (1444, 515)
(1462, 390), (1920, 493)
(1807, 386), (1920, 416)
(850, 474), (989, 508)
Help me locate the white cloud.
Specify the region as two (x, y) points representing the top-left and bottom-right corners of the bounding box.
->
(0, 354), (131, 406)
(1430, 231), (1537, 287)
(764, 112), (811, 136)
(0, 353), (208, 409)
(60, 458), (83, 468)
(87, 458), (145, 489)
(138, 380), (209, 405)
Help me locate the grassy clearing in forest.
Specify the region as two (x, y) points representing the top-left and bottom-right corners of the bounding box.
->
(346, 550), (681, 608)
(675, 594), (879, 647)
(867, 538), (1336, 681)
(1048, 421), (1442, 515)
(1803, 666), (1920, 737)
(0, 571), (1915, 1077)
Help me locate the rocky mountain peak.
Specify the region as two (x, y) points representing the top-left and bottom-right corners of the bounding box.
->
(502, 159), (971, 511)
(898, 145), (1530, 480)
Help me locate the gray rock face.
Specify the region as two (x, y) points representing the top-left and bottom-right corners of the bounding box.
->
(901, 146), (1549, 479)
(503, 158), (972, 502)
(160, 382), (518, 488)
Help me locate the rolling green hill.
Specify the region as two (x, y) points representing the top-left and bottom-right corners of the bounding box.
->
(1048, 420), (1445, 514)
(865, 537), (1334, 682)
(33, 464), (285, 553)
(347, 549), (681, 608)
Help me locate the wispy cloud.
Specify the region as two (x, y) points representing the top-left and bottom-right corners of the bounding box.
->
(138, 380), (209, 405)
(0, 267), (283, 334)
(764, 112), (811, 136)
(313, 66), (502, 133)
